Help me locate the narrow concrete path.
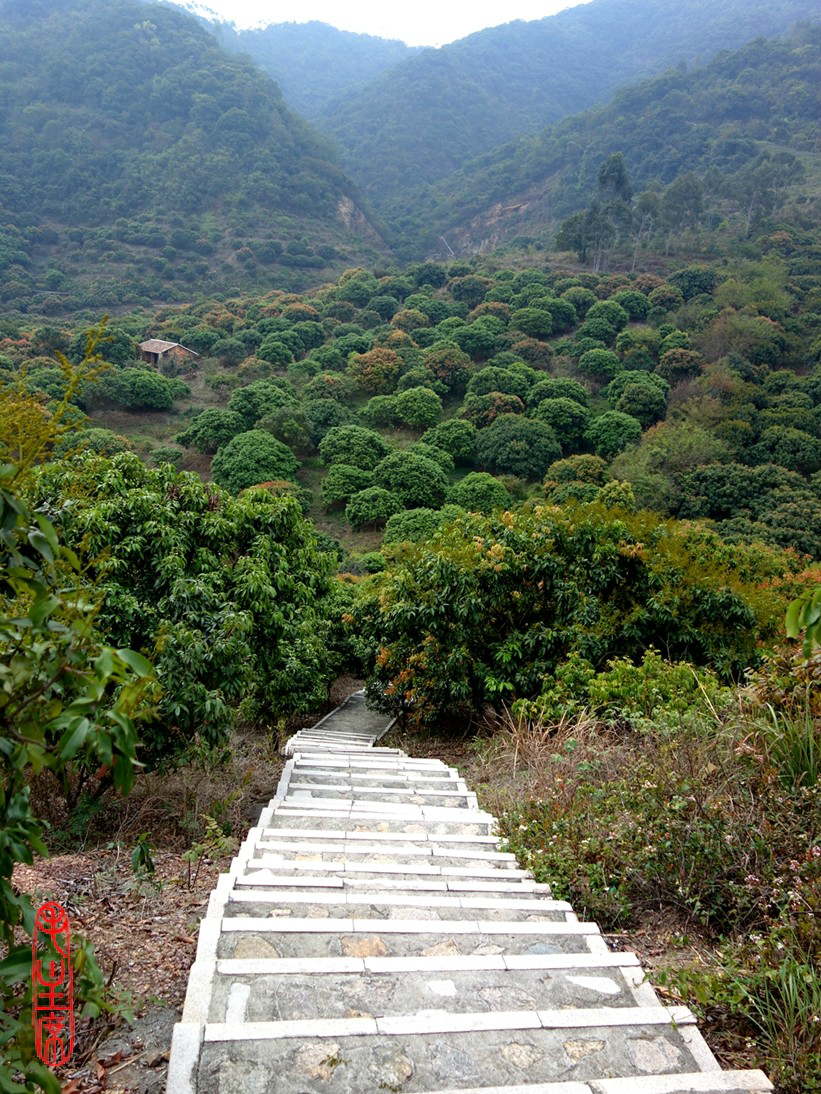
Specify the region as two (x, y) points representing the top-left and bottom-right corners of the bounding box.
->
(167, 693), (772, 1094)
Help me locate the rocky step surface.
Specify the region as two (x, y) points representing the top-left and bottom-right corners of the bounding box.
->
(167, 692), (772, 1094)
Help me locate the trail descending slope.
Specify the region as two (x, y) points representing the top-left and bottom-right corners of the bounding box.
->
(167, 693), (773, 1093)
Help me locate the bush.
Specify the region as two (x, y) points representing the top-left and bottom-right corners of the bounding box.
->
(476, 414), (562, 480)
(421, 419), (478, 465)
(176, 408), (246, 453)
(578, 348), (621, 381)
(361, 394), (399, 426)
(33, 452), (341, 756)
(210, 430), (299, 493)
(466, 367), (530, 400)
(95, 367), (182, 411)
(611, 290), (650, 321)
(586, 299), (629, 331)
(347, 347), (401, 393)
(532, 398), (591, 452)
(526, 377), (589, 409)
(256, 405), (312, 451)
(544, 454), (608, 489)
(374, 451), (449, 509)
(319, 425), (391, 470)
(510, 307), (553, 340)
(585, 411), (643, 459)
(383, 506), (464, 545)
(321, 464), (374, 508)
(423, 342), (472, 391)
(303, 372), (356, 403)
(302, 398), (356, 444)
(407, 441), (454, 472)
(228, 379), (298, 428)
(355, 504), (789, 725)
(447, 472), (512, 513)
(461, 392), (525, 429)
(345, 486), (403, 528)
(394, 386), (443, 429)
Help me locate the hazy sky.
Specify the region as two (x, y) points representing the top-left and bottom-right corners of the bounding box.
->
(181, 0), (592, 47)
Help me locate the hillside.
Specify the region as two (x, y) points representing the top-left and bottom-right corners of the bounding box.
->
(207, 20), (420, 118)
(387, 27), (821, 259)
(316, 0), (820, 208)
(0, 0), (386, 314)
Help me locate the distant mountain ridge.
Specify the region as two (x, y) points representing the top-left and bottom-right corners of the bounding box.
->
(207, 20), (421, 118)
(395, 27), (821, 259)
(312, 0), (820, 207)
(0, 0), (386, 312)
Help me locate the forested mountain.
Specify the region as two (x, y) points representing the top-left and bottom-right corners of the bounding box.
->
(388, 28), (821, 260)
(316, 0), (820, 208)
(0, 0), (385, 314)
(206, 20), (420, 118)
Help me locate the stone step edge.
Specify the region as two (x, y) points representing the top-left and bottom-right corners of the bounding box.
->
(202, 1004), (697, 1041)
(231, 876), (550, 896)
(227, 888), (570, 912)
(259, 827), (501, 843)
(214, 951), (643, 975)
(254, 839), (515, 859)
(414, 1073), (774, 1094)
(218, 915), (598, 935)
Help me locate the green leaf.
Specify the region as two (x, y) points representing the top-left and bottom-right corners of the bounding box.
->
(785, 597), (802, 638)
(0, 944), (32, 984)
(59, 720), (90, 760)
(117, 648), (154, 677)
(24, 1062), (61, 1094)
(27, 529), (54, 564)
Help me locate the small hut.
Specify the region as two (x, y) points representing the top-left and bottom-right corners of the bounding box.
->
(139, 339), (199, 367)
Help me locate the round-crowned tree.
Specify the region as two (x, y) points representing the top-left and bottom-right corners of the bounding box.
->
(347, 348), (402, 394)
(302, 399), (357, 444)
(383, 508), (454, 545)
(476, 414), (562, 480)
(462, 392), (525, 429)
(578, 349), (622, 381)
(374, 452), (449, 509)
(466, 367), (530, 401)
(408, 442), (454, 473)
(533, 398), (591, 453)
(176, 408), (246, 454)
(210, 430), (299, 494)
(319, 425), (392, 470)
(586, 300), (630, 331)
(303, 372), (357, 403)
(346, 487), (403, 528)
(612, 290), (650, 321)
(256, 405), (313, 451)
(321, 464), (374, 509)
(394, 386), (443, 429)
(585, 412), (643, 459)
(527, 377), (589, 409)
(421, 419), (478, 465)
(423, 342), (472, 392)
(228, 379), (298, 428)
(612, 379), (668, 428)
(510, 307), (554, 340)
(561, 286), (597, 318)
(447, 472), (512, 513)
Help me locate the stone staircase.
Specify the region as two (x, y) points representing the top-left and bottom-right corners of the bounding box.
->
(167, 692), (772, 1094)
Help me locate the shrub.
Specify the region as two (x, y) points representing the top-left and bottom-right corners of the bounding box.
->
(611, 289), (650, 320)
(466, 367), (530, 401)
(356, 504), (788, 725)
(510, 307), (553, 340)
(374, 451), (449, 509)
(423, 342), (472, 391)
(586, 299), (629, 331)
(394, 386), (443, 429)
(421, 419), (478, 465)
(228, 379), (298, 428)
(532, 398), (591, 452)
(345, 486), (403, 528)
(347, 347), (402, 393)
(176, 408), (246, 453)
(303, 372), (356, 403)
(383, 507), (463, 545)
(561, 285), (597, 317)
(461, 392), (525, 429)
(526, 377), (589, 409)
(211, 430), (299, 493)
(362, 394), (399, 426)
(407, 441), (454, 472)
(578, 348), (621, 381)
(319, 425), (391, 470)
(544, 454), (608, 488)
(447, 472), (512, 513)
(476, 414), (562, 480)
(95, 367), (182, 410)
(321, 464), (374, 508)
(585, 411), (643, 459)
(256, 405), (313, 451)
(302, 398), (356, 444)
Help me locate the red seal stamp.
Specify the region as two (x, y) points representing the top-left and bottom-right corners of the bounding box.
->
(31, 901), (75, 1068)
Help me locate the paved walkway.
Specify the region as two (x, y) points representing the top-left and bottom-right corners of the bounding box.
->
(167, 693), (772, 1093)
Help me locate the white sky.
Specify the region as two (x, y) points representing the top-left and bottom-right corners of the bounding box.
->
(180, 0), (592, 47)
